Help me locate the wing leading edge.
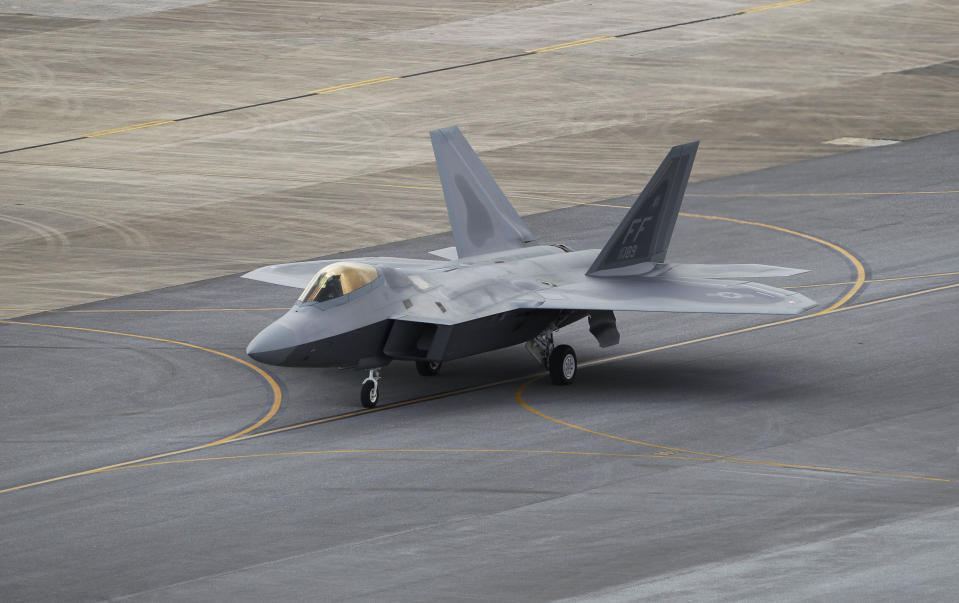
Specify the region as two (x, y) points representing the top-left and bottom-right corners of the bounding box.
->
(242, 257), (442, 289)
(522, 275), (816, 315)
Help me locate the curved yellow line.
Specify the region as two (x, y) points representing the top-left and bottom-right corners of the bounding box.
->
(0, 320), (282, 494)
(160, 210), (871, 451)
(509, 210), (954, 484)
(232, 375), (531, 440)
(7, 282), (954, 494)
(514, 381), (948, 482)
(680, 212), (866, 313)
(496, 195), (869, 314)
(515, 282), (959, 483)
(0, 209), (872, 494)
(223, 282), (959, 484)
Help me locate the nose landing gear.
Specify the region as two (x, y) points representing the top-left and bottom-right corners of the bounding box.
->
(360, 368), (382, 408)
(360, 328), (578, 408)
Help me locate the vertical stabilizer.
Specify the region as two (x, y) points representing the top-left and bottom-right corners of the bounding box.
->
(587, 141), (698, 276)
(430, 126), (535, 259)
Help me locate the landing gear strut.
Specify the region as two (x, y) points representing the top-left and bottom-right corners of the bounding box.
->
(415, 360), (442, 376)
(525, 330), (555, 370)
(525, 330), (577, 385)
(360, 368), (382, 408)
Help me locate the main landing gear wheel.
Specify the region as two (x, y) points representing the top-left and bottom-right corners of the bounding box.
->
(548, 345), (577, 385)
(415, 360), (442, 376)
(360, 368), (382, 408)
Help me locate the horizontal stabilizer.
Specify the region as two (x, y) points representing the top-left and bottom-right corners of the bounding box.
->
(428, 246), (458, 260)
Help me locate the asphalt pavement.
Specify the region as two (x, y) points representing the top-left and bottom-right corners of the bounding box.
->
(1, 131), (957, 601)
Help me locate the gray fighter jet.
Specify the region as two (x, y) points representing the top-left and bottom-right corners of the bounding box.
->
(245, 126), (816, 407)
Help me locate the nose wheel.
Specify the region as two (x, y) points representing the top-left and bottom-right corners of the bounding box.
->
(360, 368), (381, 408)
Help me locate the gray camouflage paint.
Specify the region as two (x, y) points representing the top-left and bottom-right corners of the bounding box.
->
(245, 127), (815, 368)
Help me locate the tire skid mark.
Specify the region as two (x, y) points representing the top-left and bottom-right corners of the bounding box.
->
(0, 212), (69, 247)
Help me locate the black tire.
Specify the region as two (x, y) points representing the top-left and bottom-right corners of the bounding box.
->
(360, 380), (378, 408)
(548, 345), (577, 385)
(415, 360), (442, 376)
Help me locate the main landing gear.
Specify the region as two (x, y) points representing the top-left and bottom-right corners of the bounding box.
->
(360, 368), (381, 408)
(415, 360), (442, 376)
(359, 333), (578, 408)
(525, 330), (577, 385)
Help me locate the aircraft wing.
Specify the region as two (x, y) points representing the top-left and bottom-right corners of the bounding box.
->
(520, 275), (816, 315)
(243, 257), (443, 289)
(661, 263), (808, 279)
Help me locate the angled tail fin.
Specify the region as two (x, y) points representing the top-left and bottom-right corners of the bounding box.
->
(430, 126), (535, 259)
(586, 141), (698, 276)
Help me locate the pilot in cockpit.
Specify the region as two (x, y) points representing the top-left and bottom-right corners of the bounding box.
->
(298, 262), (379, 304)
(314, 274), (342, 302)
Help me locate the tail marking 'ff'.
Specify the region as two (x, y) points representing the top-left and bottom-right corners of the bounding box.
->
(587, 141), (698, 276)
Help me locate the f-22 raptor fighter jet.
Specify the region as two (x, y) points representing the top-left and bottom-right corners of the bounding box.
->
(245, 126), (816, 408)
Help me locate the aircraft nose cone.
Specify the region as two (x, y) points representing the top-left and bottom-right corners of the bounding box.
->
(246, 323), (296, 365)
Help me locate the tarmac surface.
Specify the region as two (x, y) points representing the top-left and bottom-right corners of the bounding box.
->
(1, 131), (958, 600)
(2, 0), (959, 599)
(1, 0), (958, 316)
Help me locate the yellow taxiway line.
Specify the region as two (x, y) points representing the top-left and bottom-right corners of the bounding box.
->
(514, 280), (959, 484)
(0, 320), (283, 495)
(682, 212), (866, 313)
(504, 192), (869, 314)
(5, 204), (956, 493)
(838, 281), (959, 313)
(4, 279), (956, 494)
(742, 0), (813, 14)
(787, 271), (959, 290)
(526, 36), (615, 54)
(309, 76), (398, 95)
(25, 277), (953, 487)
(513, 381), (950, 483)
(83, 120), (173, 138)
(0, 0), (819, 152)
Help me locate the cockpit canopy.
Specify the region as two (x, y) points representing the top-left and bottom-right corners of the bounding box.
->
(298, 261), (379, 303)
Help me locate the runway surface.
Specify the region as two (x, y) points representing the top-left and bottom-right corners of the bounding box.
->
(1, 130), (958, 600)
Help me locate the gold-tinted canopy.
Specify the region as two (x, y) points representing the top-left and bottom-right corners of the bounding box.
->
(298, 261), (379, 303)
